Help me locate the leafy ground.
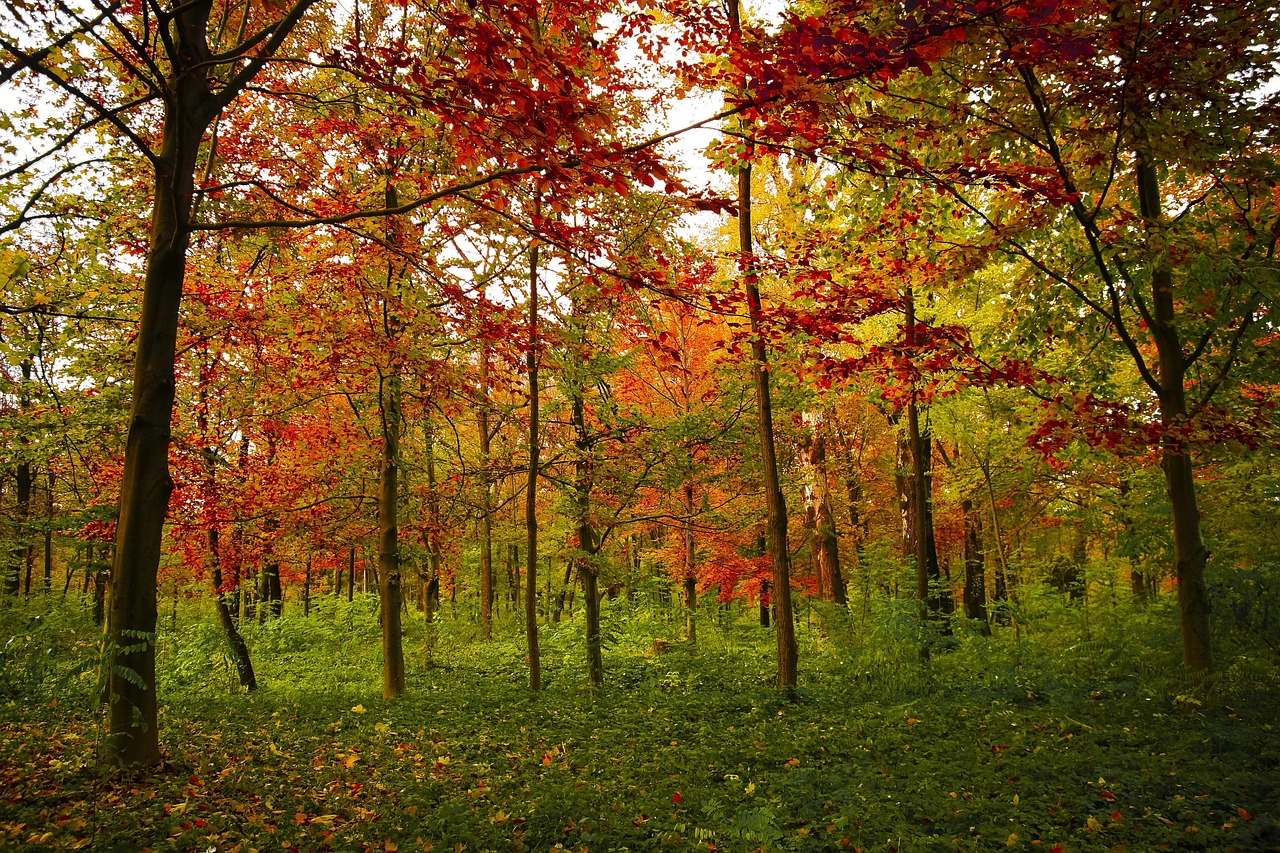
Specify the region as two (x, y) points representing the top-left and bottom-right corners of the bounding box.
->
(1, 593), (1278, 852)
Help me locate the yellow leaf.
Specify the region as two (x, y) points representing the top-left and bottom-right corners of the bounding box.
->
(375, 722), (390, 734)
(385, 841), (398, 852)
(351, 705), (366, 714)
(1005, 832), (1018, 846)
(1087, 816), (1102, 832)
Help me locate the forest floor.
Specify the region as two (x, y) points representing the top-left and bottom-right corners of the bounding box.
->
(1, 594), (1278, 853)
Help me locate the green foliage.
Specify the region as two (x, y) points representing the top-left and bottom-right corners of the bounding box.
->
(1, 590), (1278, 851)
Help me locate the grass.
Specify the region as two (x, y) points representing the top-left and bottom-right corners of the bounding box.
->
(0, 590), (1278, 852)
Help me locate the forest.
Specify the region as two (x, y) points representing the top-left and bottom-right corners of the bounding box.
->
(1, 0), (1279, 849)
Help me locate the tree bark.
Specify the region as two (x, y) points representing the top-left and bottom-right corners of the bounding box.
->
(729, 0), (796, 687)
(961, 497), (989, 633)
(525, 217), (542, 692)
(208, 527), (256, 690)
(1136, 153), (1213, 680)
(105, 34), (220, 763)
(378, 371), (405, 698)
(43, 470), (54, 593)
(477, 347), (493, 640)
(197, 373), (256, 689)
(801, 416), (846, 605)
(683, 484), (697, 644)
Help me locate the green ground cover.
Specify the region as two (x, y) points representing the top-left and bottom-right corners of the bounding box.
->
(1, 594), (1277, 852)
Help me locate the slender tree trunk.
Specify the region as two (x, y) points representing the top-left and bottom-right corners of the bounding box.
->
(1118, 479), (1146, 598)
(894, 425), (915, 565)
(261, 556), (282, 619)
(92, 545), (108, 626)
(980, 455), (1010, 617)
(683, 483), (697, 644)
(759, 578), (770, 628)
(378, 371), (405, 698)
(303, 553), (311, 617)
(477, 348), (493, 641)
(801, 416), (846, 605)
(43, 470), (54, 593)
(904, 289), (945, 621)
(347, 545), (355, 602)
(569, 384), (603, 686)
(729, 0), (796, 686)
(961, 497), (990, 633)
(525, 215), (542, 692)
(197, 374), (255, 689)
(424, 414), (442, 619)
(1136, 153), (1213, 679)
(208, 527), (256, 690)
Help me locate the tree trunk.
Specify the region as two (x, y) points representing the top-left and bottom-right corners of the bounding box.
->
(1136, 152), (1213, 680)
(424, 414), (442, 621)
(904, 289), (945, 621)
(570, 384), (603, 686)
(801, 416), (846, 605)
(961, 497), (990, 633)
(197, 374), (255, 690)
(208, 527), (256, 690)
(261, 557), (282, 620)
(1118, 479), (1146, 599)
(895, 426), (915, 565)
(303, 553), (311, 617)
(683, 483), (697, 644)
(43, 470), (54, 593)
(347, 544), (355, 602)
(106, 41), (220, 762)
(378, 371), (405, 699)
(92, 545), (108, 626)
(8, 361), (32, 596)
(477, 348), (494, 641)
(525, 219), (542, 692)
(728, 0), (796, 686)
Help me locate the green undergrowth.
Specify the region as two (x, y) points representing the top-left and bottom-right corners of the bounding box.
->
(1, 591), (1278, 853)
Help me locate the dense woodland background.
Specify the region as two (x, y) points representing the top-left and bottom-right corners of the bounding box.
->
(1, 0), (1279, 848)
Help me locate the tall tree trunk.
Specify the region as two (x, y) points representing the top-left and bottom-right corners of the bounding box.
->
(904, 290), (945, 621)
(424, 414), (442, 620)
(378, 370), (405, 698)
(261, 557), (282, 620)
(570, 386), (603, 686)
(683, 483), (697, 644)
(303, 553), (311, 617)
(208, 527), (256, 690)
(1136, 152), (1213, 680)
(92, 544), (108, 626)
(961, 497), (990, 633)
(525, 215), (542, 692)
(8, 361), (33, 596)
(106, 37), (220, 763)
(730, 0), (796, 687)
(1118, 479), (1146, 598)
(347, 544), (355, 602)
(979, 454), (1011, 616)
(43, 470), (54, 593)
(197, 374), (255, 689)
(801, 416), (846, 605)
(477, 347), (493, 641)
(894, 425), (915, 566)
